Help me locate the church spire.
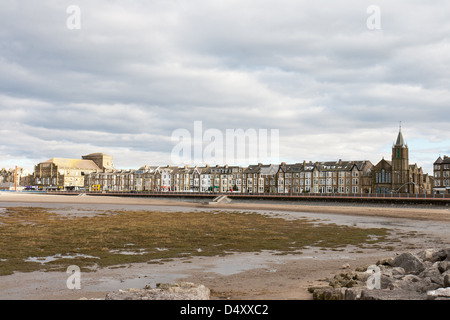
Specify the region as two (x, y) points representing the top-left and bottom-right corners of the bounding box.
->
(395, 121), (406, 147)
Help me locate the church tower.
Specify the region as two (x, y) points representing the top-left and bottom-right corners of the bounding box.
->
(391, 123), (409, 192)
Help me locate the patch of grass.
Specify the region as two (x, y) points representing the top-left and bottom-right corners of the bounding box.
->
(0, 207), (390, 276)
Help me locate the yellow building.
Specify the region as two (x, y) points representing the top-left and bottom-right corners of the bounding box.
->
(34, 157), (100, 190)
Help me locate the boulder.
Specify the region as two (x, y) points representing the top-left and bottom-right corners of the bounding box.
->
(344, 288), (363, 300)
(389, 275), (441, 293)
(444, 274), (450, 287)
(437, 249), (450, 261)
(105, 282), (210, 300)
(312, 248), (450, 300)
(420, 265), (444, 286)
(437, 261), (450, 273)
(417, 249), (441, 263)
(391, 267), (406, 278)
(376, 257), (394, 266)
(312, 287), (346, 300)
(360, 289), (426, 300)
(427, 287), (450, 300)
(390, 252), (425, 274)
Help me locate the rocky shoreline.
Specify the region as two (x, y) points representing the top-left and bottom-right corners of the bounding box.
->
(97, 248), (450, 301)
(310, 248), (450, 300)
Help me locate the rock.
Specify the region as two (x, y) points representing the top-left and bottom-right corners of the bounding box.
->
(380, 275), (396, 289)
(444, 274), (450, 287)
(354, 271), (370, 283)
(390, 252), (425, 274)
(313, 248), (450, 300)
(417, 249), (440, 263)
(105, 282), (210, 300)
(389, 276), (440, 293)
(344, 288), (363, 300)
(312, 287), (346, 300)
(391, 267), (406, 277)
(437, 261), (450, 273)
(420, 266), (444, 286)
(436, 249), (450, 261)
(355, 266), (368, 272)
(360, 289), (426, 300)
(328, 271), (359, 288)
(427, 287), (450, 300)
(376, 257), (394, 266)
(416, 249), (433, 261)
(341, 263), (350, 269)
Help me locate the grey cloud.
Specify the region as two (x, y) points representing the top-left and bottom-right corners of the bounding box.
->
(1, 0), (449, 172)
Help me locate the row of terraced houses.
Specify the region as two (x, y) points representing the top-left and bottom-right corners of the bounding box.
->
(25, 128), (448, 194)
(83, 160), (373, 194)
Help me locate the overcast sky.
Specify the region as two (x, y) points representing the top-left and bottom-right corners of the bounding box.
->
(1, 0), (449, 174)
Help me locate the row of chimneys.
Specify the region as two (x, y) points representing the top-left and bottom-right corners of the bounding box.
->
(175, 159), (351, 168)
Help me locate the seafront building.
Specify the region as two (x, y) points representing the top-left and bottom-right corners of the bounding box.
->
(33, 157), (101, 190)
(22, 127), (439, 194)
(371, 128), (428, 194)
(433, 155), (450, 194)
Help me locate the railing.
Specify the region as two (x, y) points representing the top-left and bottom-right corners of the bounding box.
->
(45, 190), (450, 201)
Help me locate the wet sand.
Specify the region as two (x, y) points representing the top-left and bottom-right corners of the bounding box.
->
(1, 192), (450, 221)
(1, 192), (450, 300)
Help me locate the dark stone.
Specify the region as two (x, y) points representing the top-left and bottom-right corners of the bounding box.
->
(391, 253), (425, 274)
(360, 289), (427, 300)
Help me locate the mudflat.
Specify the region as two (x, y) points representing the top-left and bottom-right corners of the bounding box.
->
(0, 192), (449, 300)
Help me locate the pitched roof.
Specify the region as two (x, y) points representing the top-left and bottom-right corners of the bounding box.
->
(316, 160), (370, 171)
(442, 156), (450, 164)
(83, 153), (112, 157)
(44, 158), (100, 170)
(395, 128), (406, 147)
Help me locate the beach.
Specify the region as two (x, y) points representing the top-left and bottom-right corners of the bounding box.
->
(1, 192), (449, 300)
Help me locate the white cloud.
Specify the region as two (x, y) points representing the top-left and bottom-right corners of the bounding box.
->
(0, 0), (449, 173)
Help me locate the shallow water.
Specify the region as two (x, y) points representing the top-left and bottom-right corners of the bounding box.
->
(1, 201), (449, 239)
